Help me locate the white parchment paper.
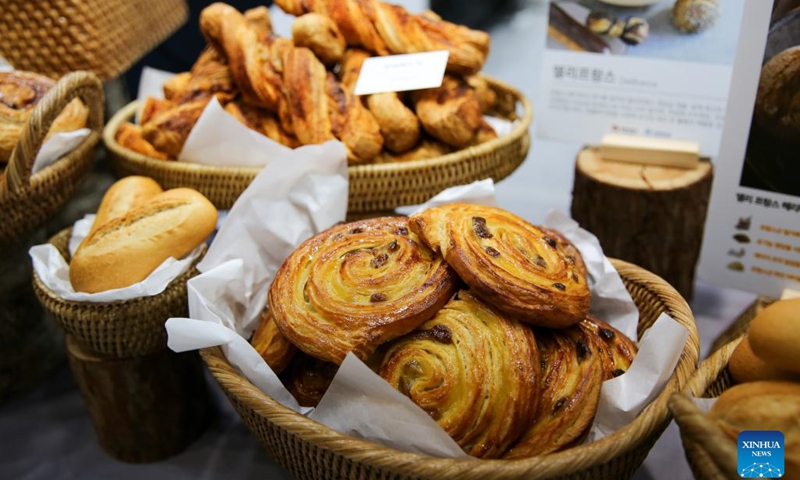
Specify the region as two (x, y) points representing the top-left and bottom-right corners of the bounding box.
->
(29, 214), (205, 303)
(32, 128), (92, 174)
(165, 173), (690, 457)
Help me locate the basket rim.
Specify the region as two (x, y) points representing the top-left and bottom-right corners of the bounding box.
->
(200, 258), (700, 478)
(102, 74), (533, 178)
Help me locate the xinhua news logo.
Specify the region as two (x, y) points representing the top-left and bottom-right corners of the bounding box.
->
(738, 431), (784, 478)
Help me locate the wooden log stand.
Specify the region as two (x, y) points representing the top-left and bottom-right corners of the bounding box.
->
(66, 335), (212, 463)
(571, 147), (713, 300)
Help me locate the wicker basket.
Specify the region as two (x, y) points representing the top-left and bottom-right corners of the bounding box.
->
(32, 228), (204, 358)
(104, 76), (532, 213)
(0, 0), (187, 81)
(1, 71), (104, 248)
(669, 338), (743, 480)
(708, 296), (775, 354)
(200, 258), (700, 480)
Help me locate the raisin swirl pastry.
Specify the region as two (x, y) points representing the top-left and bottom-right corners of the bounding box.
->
(580, 315), (637, 379)
(250, 309), (297, 375)
(379, 290), (540, 459)
(269, 217), (458, 365)
(409, 204), (591, 328)
(504, 323), (604, 458)
(281, 353), (339, 408)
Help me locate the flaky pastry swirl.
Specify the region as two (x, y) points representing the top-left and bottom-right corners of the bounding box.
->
(580, 315), (637, 379)
(409, 204), (591, 328)
(269, 217), (458, 365)
(250, 309), (297, 374)
(504, 323), (603, 458)
(379, 290), (540, 458)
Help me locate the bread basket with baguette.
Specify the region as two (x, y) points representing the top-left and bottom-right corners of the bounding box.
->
(0, 0), (187, 81)
(200, 258), (699, 480)
(32, 227), (204, 358)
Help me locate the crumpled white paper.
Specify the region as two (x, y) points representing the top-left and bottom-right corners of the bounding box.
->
(32, 128), (92, 174)
(166, 173), (690, 458)
(29, 214), (205, 303)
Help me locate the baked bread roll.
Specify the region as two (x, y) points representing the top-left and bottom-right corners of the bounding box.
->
(281, 353), (339, 408)
(115, 124), (170, 161)
(70, 188), (217, 293)
(504, 323), (603, 458)
(379, 290), (540, 458)
(409, 203), (591, 328)
(754, 46), (800, 145)
(729, 335), (800, 384)
(251, 309), (297, 375)
(0, 71), (89, 164)
(747, 298), (800, 373)
(87, 176), (164, 240)
(268, 216), (459, 365)
(580, 315), (637, 379)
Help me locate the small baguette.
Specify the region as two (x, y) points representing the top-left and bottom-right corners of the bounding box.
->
(70, 188), (218, 293)
(87, 176), (164, 240)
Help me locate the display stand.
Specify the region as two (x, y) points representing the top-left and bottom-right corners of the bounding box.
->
(571, 146), (713, 300)
(66, 335), (212, 463)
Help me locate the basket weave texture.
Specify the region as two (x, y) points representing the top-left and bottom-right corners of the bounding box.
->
(104, 76), (532, 212)
(1, 71), (103, 248)
(32, 228), (203, 358)
(200, 258), (700, 480)
(0, 0), (187, 81)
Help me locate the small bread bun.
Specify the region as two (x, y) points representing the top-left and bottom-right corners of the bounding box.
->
(729, 335), (800, 383)
(70, 188), (217, 293)
(748, 298), (800, 373)
(87, 176), (163, 239)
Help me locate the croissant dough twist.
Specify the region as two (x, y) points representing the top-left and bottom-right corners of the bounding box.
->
(504, 323), (604, 458)
(251, 309), (298, 374)
(273, 0), (490, 75)
(269, 217), (459, 365)
(413, 76), (485, 148)
(379, 290), (540, 458)
(410, 203), (591, 328)
(0, 71), (88, 164)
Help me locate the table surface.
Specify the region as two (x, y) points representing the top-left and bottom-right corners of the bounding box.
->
(0, 2), (758, 479)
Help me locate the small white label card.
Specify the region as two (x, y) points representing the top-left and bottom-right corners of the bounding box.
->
(353, 50), (449, 96)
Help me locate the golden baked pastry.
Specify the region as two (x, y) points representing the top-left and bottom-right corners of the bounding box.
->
(409, 203), (591, 328)
(0, 71), (89, 164)
(412, 76), (485, 148)
(729, 335), (800, 384)
(465, 75), (497, 114)
(367, 93), (420, 154)
(87, 176), (164, 241)
(747, 298), (800, 373)
(580, 315), (637, 379)
(268, 217), (459, 365)
(379, 290), (540, 458)
(115, 123), (170, 161)
(251, 309), (297, 375)
(373, 138), (453, 164)
(162, 72), (192, 101)
(504, 323), (604, 458)
(292, 13), (347, 66)
(223, 101), (299, 148)
(281, 353), (338, 407)
(325, 73), (384, 163)
(141, 100), (211, 159)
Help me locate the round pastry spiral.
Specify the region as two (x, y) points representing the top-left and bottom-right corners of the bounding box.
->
(409, 203), (591, 328)
(281, 353), (339, 408)
(580, 315), (637, 379)
(504, 323), (604, 459)
(378, 290), (540, 459)
(269, 216), (458, 365)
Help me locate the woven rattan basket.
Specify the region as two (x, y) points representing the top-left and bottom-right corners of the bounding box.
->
(32, 228), (204, 358)
(200, 258), (700, 480)
(0, 0), (187, 81)
(104, 76), (532, 213)
(1, 71), (104, 248)
(669, 338), (743, 480)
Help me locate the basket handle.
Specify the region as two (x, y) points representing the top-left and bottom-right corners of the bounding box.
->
(5, 71), (104, 195)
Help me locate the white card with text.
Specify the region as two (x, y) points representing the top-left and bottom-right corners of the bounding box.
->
(353, 50), (449, 96)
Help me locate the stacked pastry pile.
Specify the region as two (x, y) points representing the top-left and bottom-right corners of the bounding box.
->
(116, 1), (498, 165)
(0, 71), (88, 170)
(711, 299), (800, 473)
(252, 203), (637, 458)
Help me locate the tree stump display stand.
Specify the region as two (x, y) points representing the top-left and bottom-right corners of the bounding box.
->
(571, 147), (713, 300)
(66, 335), (212, 463)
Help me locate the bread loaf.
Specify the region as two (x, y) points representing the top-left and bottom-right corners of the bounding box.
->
(747, 298), (800, 373)
(70, 188), (217, 293)
(729, 335), (800, 383)
(86, 176), (164, 240)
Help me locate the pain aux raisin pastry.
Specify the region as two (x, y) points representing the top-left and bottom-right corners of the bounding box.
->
(409, 203), (591, 328)
(250, 309), (297, 375)
(268, 216), (458, 365)
(580, 315), (637, 379)
(378, 290), (541, 458)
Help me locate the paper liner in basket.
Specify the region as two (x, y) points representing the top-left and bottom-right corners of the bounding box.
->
(166, 167), (689, 456)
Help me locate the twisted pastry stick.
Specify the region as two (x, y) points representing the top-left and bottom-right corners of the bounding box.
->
(273, 0), (489, 75)
(379, 290), (540, 458)
(269, 217), (458, 365)
(410, 204), (591, 328)
(504, 323), (603, 458)
(224, 101), (299, 148)
(292, 13), (347, 66)
(283, 47), (335, 146)
(325, 73), (384, 163)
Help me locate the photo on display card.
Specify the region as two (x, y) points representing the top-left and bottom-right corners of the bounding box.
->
(539, 0), (750, 156)
(697, 0), (800, 298)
